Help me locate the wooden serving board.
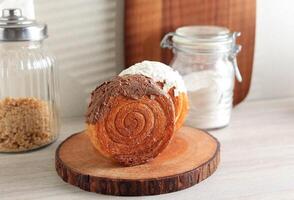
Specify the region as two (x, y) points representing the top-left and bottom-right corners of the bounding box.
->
(124, 0), (256, 105)
(55, 127), (220, 196)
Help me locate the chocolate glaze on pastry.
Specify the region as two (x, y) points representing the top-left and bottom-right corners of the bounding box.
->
(86, 74), (164, 124)
(86, 74), (175, 166)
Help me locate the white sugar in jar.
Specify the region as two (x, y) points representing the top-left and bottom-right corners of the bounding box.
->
(161, 26), (242, 130)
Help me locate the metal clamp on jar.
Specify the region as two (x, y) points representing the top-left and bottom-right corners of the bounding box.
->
(0, 9), (60, 152)
(161, 26), (242, 130)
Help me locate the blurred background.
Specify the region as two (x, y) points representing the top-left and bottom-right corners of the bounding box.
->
(0, 1), (293, 198)
(2, 0), (293, 117)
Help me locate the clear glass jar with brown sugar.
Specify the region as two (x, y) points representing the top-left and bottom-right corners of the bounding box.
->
(0, 9), (60, 152)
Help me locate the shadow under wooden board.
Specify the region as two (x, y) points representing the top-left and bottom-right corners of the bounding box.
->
(124, 0), (256, 105)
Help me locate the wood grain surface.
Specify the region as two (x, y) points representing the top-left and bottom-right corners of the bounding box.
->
(55, 127), (220, 196)
(1, 98), (294, 199)
(124, 0), (256, 105)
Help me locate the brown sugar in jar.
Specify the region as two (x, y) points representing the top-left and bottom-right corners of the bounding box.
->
(0, 97), (58, 152)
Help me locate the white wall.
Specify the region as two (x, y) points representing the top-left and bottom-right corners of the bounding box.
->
(248, 0), (294, 100)
(33, 0), (294, 117)
(35, 0), (124, 117)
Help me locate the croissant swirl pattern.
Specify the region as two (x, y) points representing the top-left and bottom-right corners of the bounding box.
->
(86, 75), (175, 166)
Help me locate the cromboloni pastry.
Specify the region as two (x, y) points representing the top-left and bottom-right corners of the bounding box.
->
(86, 74), (175, 166)
(119, 61), (189, 131)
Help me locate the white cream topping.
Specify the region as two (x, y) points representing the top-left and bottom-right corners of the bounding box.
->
(119, 61), (187, 96)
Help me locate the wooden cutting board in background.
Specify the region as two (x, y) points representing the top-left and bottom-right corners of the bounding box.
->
(124, 0), (256, 105)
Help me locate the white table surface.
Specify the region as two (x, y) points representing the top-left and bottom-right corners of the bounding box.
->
(1, 98), (294, 200)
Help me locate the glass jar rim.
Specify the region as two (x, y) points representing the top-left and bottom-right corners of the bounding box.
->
(173, 26), (234, 43)
(161, 25), (240, 54)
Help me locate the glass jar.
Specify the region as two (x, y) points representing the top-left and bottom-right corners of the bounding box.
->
(161, 26), (242, 130)
(0, 9), (60, 152)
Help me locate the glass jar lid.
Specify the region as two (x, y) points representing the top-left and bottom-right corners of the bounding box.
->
(0, 8), (47, 41)
(161, 25), (240, 53)
(173, 26), (231, 43)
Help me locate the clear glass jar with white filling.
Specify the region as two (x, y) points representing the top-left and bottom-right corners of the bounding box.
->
(161, 26), (242, 130)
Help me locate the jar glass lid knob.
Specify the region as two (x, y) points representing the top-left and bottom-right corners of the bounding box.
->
(0, 8), (47, 41)
(2, 8), (22, 19)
